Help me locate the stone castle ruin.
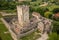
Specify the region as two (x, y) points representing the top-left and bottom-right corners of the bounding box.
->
(2, 5), (38, 40)
(1, 0), (53, 40)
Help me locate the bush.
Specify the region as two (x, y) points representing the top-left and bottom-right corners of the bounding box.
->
(48, 4), (59, 11)
(0, 1), (16, 10)
(44, 11), (52, 18)
(53, 8), (59, 13)
(52, 21), (59, 34)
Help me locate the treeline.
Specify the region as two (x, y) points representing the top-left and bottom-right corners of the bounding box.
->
(0, 1), (16, 10)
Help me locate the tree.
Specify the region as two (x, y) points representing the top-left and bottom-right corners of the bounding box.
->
(0, 1), (16, 10)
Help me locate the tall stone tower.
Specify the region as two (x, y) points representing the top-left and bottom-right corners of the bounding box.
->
(17, 5), (29, 26)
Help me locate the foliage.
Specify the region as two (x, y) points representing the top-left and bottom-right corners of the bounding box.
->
(52, 21), (59, 34)
(44, 11), (52, 18)
(32, 0), (36, 2)
(47, 4), (59, 11)
(0, 1), (16, 10)
(18, 1), (30, 5)
(52, 8), (59, 20)
(53, 8), (59, 13)
(30, 6), (49, 16)
(48, 33), (59, 40)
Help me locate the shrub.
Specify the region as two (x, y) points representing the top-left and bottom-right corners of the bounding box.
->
(44, 11), (52, 18)
(0, 1), (16, 10)
(53, 8), (59, 13)
(52, 21), (59, 34)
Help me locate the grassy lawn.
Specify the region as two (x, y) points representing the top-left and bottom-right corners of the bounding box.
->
(20, 29), (41, 40)
(0, 14), (12, 40)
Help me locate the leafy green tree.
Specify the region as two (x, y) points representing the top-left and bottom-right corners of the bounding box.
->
(0, 1), (16, 10)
